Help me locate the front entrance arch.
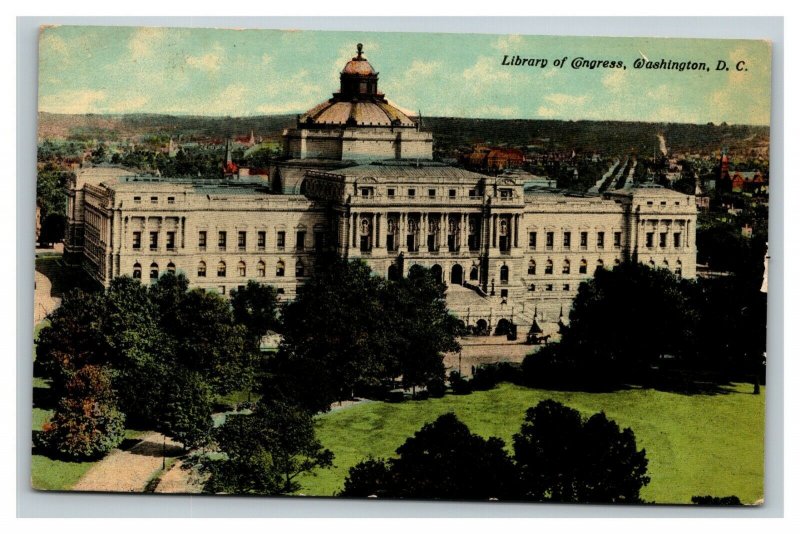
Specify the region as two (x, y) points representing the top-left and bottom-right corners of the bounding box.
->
(430, 264), (443, 283)
(451, 264), (464, 285)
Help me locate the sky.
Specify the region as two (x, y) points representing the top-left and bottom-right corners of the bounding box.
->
(38, 26), (772, 125)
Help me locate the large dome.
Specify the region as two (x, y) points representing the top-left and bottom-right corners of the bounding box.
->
(298, 43), (417, 129)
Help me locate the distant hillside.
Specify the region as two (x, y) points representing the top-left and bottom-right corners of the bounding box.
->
(38, 112), (769, 159)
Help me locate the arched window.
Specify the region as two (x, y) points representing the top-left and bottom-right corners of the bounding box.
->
(579, 259), (587, 274)
(648, 260), (656, 269)
(500, 265), (509, 283)
(545, 259), (554, 275)
(470, 265), (479, 281)
(167, 262), (176, 274)
(257, 260), (266, 277)
(614, 258), (620, 266)
(295, 260), (305, 278)
(217, 261), (226, 277)
(149, 262), (159, 280)
(197, 261), (206, 278)
(237, 261), (246, 277)
(276, 260), (285, 277)
(675, 260), (683, 276)
(562, 259), (571, 274)
(662, 259), (670, 269)
(132, 262), (141, 279)
(528, 260), (536, 275)
(598, 259), (606, 269)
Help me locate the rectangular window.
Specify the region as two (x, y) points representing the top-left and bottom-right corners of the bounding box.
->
(166, 231), (175, 250)
(580, 231), (588, 249)
(646, 232), (654, 248)
(408, 188), (416, 197)
(546, 231), (554, 250)
(277, 231), (286, 249)
(546, 284), (553, 292)
(218, 231), (227, 250)
(428, 189), (436, 198)
(296, 231), (306, 251)
(659, 232), (667, 248)
(360, 187), (372, 197)
(528, 232), (537, 249)
(674, 232), (682, 248)
(218, 286), (225, 295)
(563, 284), (570, 291)
(238, 231), (246, 250)
(614, 231), (622, 248)
(387, 188), (395, 198)
(258, 231), (266, 250)
(132, 231), (141, 250)
(149, 231), (158, 250)
(167, 196), (175, 204)
(468, 189), (477, 197)
(597, 231), (605, 249)
(563, 231), (571, 249)
(133, 196), (141, 204)
(198, 231), (207, 250)
(449, 189), (456, 198)
(499, 189), (512, 199)
(150, 196), (158, 204)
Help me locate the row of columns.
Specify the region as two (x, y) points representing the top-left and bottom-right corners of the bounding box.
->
(638, 218), (693, 249)
(350, 211), (479, 252)
(489, 213), (521, 250)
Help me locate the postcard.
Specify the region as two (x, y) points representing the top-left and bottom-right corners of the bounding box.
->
(33, 25), (770, 505)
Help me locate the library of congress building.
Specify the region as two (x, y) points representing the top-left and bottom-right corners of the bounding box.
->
(64, 44), (697, 329)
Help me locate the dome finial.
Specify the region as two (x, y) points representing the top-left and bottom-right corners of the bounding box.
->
(356, 43), (363, 59)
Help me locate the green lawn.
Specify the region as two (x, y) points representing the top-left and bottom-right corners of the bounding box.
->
(296, 383), (765, 504)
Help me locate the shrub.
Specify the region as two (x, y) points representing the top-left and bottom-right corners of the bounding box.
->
(425, 377), (446, 398)
(448, 370), (472, 395)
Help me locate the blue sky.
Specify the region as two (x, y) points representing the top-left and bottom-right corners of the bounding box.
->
(38, 26), (771, 125)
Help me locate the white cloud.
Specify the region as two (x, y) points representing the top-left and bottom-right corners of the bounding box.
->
(463, 56), (511, 83)
(39, 89), (107, 114)
(543, 93), (588, 106)
(128, 27), (168, 61)
(492, 34), (523, 52)
(537, 106), (558, 118)
(40, 29), (68, 56)
(602, 69), (627, 92)
(186, 47), (223, 72)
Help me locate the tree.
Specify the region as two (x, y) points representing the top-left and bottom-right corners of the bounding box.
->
(513, 400), (650, 503)
(230, 281), (280, 347)
(39, 365), (126, 460)
(206, 400), (333, 495)
(160, 369), (214, 450)
(341, 413), (516, 500)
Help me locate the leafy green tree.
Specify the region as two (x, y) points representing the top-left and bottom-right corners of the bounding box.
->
(206, 400), (334, 495)
(160, 369), (214, 450)
(513, 400), (650, 503)
(230, 281), (280, 347)
(341, 413), (516, 500)
(39, 365), (126, 460)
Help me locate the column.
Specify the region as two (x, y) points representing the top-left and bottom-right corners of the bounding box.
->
(352, 212), (358, 248)
(399, 212), (406, 252)
(492, 214), (498, 248)
(461, 213), (467, 251)
(375, 213), (381, 248)
(514, 214), (520, 248)
(441, 213), (448, 250)
(369, 213), (375, 250)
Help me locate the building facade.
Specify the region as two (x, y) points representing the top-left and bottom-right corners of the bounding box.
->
(64, 44), (697, 328)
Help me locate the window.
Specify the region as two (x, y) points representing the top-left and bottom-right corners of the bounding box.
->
(563, 284), (570, 291)
(218, 231), (227, 250)
(499, 189), (512, 199)
(314, 231), (324, 252)
(579, 259), (588, 274)
(546, 231), (554, 250)
(563, 232), (571, 249)
(150, 263), (159, 280)
(277, 231), (286, 249)
(296, 261), (305, 278)
(408, 188), (416, 197)
(580, 232), (588, 249)
(167, 262), (176, 274)
(197, 261), (206, 277)
(659, 232), (667, 248)
(360, 187), (373, 197)
(238, 231), (246, 250)
(132, 262), (142, 279)
(428, 189), (436, 198)
(674, 232), (682, 248)
(150, 196), (158, 204)
(149, 231), (158, 250)
(597, 231), (605, 250)
(646, 232), (654, 248)
(660, 201), (667, 207)
(529, 232), (537, 249)
(545, 259), (554, 275)
(449, 189), (456, 198)
(598, 259), (605, 269)
(166, 231), (176, 250)
(296, 231), (306, 251)
(545, 284), (553, 292)
(500, 265), (509, 284)
(167, 196), (175, 204)
(469, 189), (477, 197)
(276, 260), (285, 277)
(646, 201), (653, 207)
(133, 196), (141, 204)
(562, 260), (571, 274)
(648, 260), (656, 269)
(528, 260), (536, 275)
(675, 260), (683, 276)
(198, 231), (207, 250)
(217, 261), (226, 277)
(614, 231), (622, 248)
(387, 188), (395, 198)
(219, 286), (226, 295)
(529, 284), (536, 292)
(257, 261), (266, 277)
(237, 261), (246, 277)
(132, 231), (141, 250)
(258, 231), (266, 250)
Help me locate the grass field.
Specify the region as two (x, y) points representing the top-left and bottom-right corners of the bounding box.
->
(296, 383), (765, 504)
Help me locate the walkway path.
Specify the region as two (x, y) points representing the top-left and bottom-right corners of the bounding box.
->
(72, 432), (183, 493)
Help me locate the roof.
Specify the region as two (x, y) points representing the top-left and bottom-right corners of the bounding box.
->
(327, 162), (488, 181)
(299, 99), (416, 127)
